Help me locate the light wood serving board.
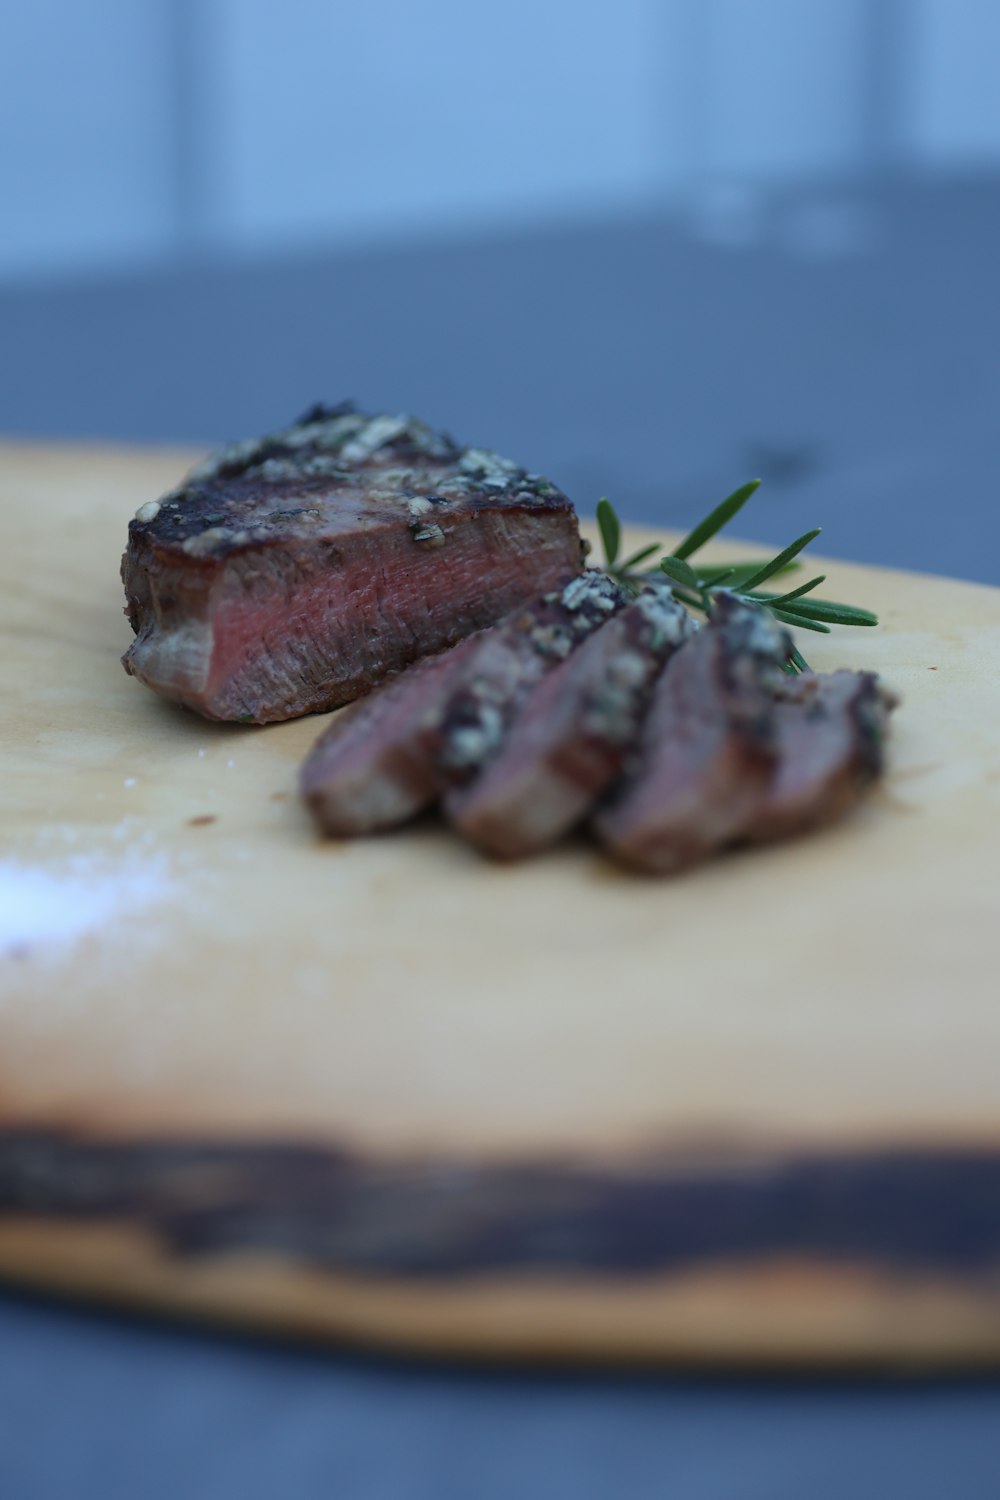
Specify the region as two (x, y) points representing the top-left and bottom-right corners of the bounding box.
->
(2, 441), (1000, 1367)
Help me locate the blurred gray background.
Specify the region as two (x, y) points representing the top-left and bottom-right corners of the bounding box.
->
(2, 0), (999, 580)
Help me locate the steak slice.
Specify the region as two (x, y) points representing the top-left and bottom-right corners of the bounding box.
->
(301, 571), (627, 837)
(593, 594), (789, 875)
(122, 403), (582, 723)
(446, 585), (695, 859)
(298, 637), (483, 838)
(745, 669), (898, 842)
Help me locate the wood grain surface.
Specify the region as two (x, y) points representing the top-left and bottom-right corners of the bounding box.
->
(2, 441), (999, 1366)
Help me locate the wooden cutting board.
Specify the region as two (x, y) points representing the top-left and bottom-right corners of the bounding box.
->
(2, 441), (1000, 1367)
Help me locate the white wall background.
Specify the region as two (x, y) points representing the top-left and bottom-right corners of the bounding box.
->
(204, 0), (659, 248)
(1, 0), (999, 280)
(660, 0), (872, 183)
(0, 0), (176, 275)
(909, 0), (1000, 164)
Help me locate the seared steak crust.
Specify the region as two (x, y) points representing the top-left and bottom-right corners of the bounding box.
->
(122, 404), (581, 723)
(745, 669), (899, 842)
(446, 585), (694, 859)
(593, 594), (789, 874)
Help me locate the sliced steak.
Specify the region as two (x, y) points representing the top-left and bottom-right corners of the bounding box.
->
(122, 404), (582, 723)
(301, 571), (627, 837)
(299, 636), (483, 838)
(593, 594), (789, 875)
(745, 669), (898, 842)
(446, 586), (695, 859)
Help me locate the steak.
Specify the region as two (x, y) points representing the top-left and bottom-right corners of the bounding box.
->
(446, 585), (694, 859)
(121, 403), (582, 723)
(593, 594), (789, 875)
(301, 571), (628, 837)
(744, 669), (898, 842)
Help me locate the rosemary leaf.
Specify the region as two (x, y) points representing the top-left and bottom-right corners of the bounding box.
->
(697, 566), (737, 589)
(763, 574), (827, 608)
(767, 605), (832, 634)
(618, 541), (663, 570)
(777, 598), (878, 627)
(659, 555), (702, 591)
(735, 529), (822, 592)
(748, 589), (878, 627)
(694, 559), (801, 585)
(596, 497), (620, 567)
(673, 479), (761, 561)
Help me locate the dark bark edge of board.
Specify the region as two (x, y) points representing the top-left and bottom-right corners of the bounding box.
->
(2, 1129), (999, 1279)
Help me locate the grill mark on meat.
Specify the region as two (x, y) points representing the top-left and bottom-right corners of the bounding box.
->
(122, 407), (581, 723)
(446, 585), (695, 859)
(300, 572), (628, 838)
(744, 670), (899, 843)
(593, 594), (790, 875)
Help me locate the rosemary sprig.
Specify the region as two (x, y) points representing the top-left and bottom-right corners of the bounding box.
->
(596, 481), (877, 673)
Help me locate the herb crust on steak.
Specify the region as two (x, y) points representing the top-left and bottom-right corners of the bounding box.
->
(121, 403), (582, 724)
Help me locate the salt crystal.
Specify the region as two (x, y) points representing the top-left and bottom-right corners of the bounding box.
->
(0, 851), (173, 952)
